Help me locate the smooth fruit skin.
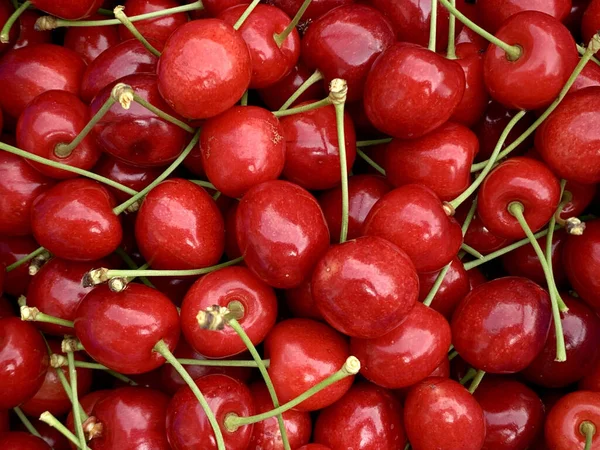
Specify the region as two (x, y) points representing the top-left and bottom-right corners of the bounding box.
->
(455, 203), (513, 255)
(264, 319), (354, 411)
(0, 235), (38, 296)
(545, 391), (600, 450)
(477, 0), (572, 34)
(298, 445), (332, 450)
(452, 277), (552, 373)
(364, 42), (465, 139)
(351, 302), (451, 389)
(0, 432), (51, 450)
(64, 14), (120, 64)
(93, 155), (162, 203)
(157, 19), (252, 119)
(418, 257), (470, 320)
(30, 0), (103, 19)
(570, 58), (600, 93)
(31, 178), (123, 262)
(0, 318), (49, 409)
(312, 236), (419, 339)
(74, 284), (180, 374)
(404, 377), (486, 450)
(13, 11), (53, 51)
(314, 382), (406, 450)
(119, 0), (188, 45)
(536, 86), (600, 184)
(483, 11), (578, 110)
(258, 62), (326, 110)
(582, 0), (600, 43)
(284, 276), (324, 321)
(236, 180), (330, 289)
(269, 0), (352, 22)
(135, 178), (225, 270)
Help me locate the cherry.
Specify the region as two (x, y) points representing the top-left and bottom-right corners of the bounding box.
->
(582, 0), (600, 43)
(0, 296), (13, 318)
(363, 184), (463, 273)
(0, 152), (54, 236)
(166, 374), (255, 450)
(455, 205), (512, 255)
(157, 19), (251, 119)
(385, 121), (478, 201)
(0, 432), (51, 450)
(264, 318), (354, 411)
(558, 180), (596, 220)
(0, 44), (86, 121)
(581, 357), (600, 392)
(64, 14), (120, 64)
(455, 22), (489, 51)
(74, 283), (180, 374)
(30, 0), (104, 20)
(571, 61), (600, 93)
(477, 0), (572, 34)
(545, 391), (600, 450)
(0, 317), (49, 409)
(404, 377), (486, 450)
(16, 421), (70, 450)
(450, 43), (489, 127)
(284, 276), (324, 321)
(298, 445), (331, 450)
(66, 389), (111, 435)
(258, 62), (326, 110)
(12, 10), (52, 50)
(419, 256), (470, 319)
(222, 201), (242, 260)
(236, 180), (330, 289)
(269, 0), (352, 22)
(31, 178), (122, 261)
(0, 0), (17, 54)
(472, 378), (545, 450)
(0, 235), (39, 296)
(364, 42), (465, 139)
(119, 0), (188, 45)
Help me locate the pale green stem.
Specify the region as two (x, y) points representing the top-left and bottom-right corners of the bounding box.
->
(461, 243), (484, 259)
(240, 90), (249, 106)
(422, 262), (452, 307)
(468, 370), (485, 394)
(356, 138), (392, 147)
(0, 0), (30, 43)
(273, 0), (313, 47)
(546, 180), (569, 312)
(429, 0), (438, 52)
(39, 412), (90, 450)
(6, 246), (46, 272)
(279, 69), (323, 111)
(14, 406), (41, 437)
(272, 97), (331, 118)
(132, 94), (194, 133)
(356, 148), (386, 175)
(446, 0), (457, 59)
(233, 0), (261, 30)
(114, 247), (154, 288)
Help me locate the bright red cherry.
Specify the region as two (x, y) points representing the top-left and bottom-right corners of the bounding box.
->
(12, 10), (52, 51)
(477, 0), (572, 34)
(418, 257), (470, 320)
(455, 205), (512, 255)
(258, 62), (326, 110)
(571, 59), (600, 93)
(0, 432), (51, 450)
(201, 0), (246, 16)
(119, 0), (188, 45)
(582, 0), (600, 43)
(30, 0), (103, 19)
(545, 391), (600, 450)
(64, 14), (120, 64)
(0, 235), (38, 296)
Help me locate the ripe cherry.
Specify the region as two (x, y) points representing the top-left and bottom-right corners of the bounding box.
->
(270, 0), (352, 22)
(12, 10), (52, 51)
(571, 61), (600, 93)
(30, 0), (104, 20)
(0, 432), (51, 450)
(0, 235), (38, 296)
(258, 63), (326, 110)
(582, 0), (600, 43)
(93, 155), (162, 203)
(119, 0), (188, 45)
(545, 391), (600, 450)
(284, 276), (324, 321)
(476, 0), (572, 34)
(64, 14), (120, 64)
(455, 203), (513, 255)
(450, 43), (489, 127)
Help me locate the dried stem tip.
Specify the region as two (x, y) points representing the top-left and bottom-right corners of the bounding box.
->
(50, 353), (68, 368)
(343, 356), (361, 375)
(62, 336), (82, 353)
(197, 305), (229, 331)
(108, 277), (128, 293)
(20, 306), (40, 321)
(443, 202), (456, 217)
(82, 268), (110, 287)
(111, 83), (135, 109)
(590, 33), (600, 54)
(565, 217), (586, 235)
(34, 16), (58, 31)
(83, 416), (104, 441)
(328, 78), (348, 105)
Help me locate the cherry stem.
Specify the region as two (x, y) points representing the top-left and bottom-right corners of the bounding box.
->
(14, 406), (41, 438)
(178, 358), (269, 367)
(508, 202), (567, 362)
(429, 0), (438, 52)
(114, 5), (161, 56)
(554, 189), (572, 227)
(40, 412), (90, 450)
(330, 79), (350, 243)
(0, 0), (30, 43)
(97, 8), (114, 16)
(580, 421), (596, 450)
(51, 355), (139, 385)
(446, 0), (457, 59)
(468, 370), (485, 394)
(356, 138), (392, 147)
(578, 44), (600, 67)
(153, 339), (226, 450)
(546, 180), (569, 313)
(273, 0), (312, 47)
(131, 93), (194, 133)
(461, 243), (484, 259)
(459, 367), (477, 385)
(448, 349), (459, 361)
(20, 306), (74, 328)
(438, 0), (521, 60)
(224, 356), (360, 432)
(461, 197), (478, 233)
(114, 248), (154, 288)
(450, 110), (526, 210)
(279, 69), (324, 111)
(422, 262), (452, 307)
(240, 90), (249, 106)
(5, 246), (46, 272)
(67, 351), (87, 450)
(233, 0), (260, 30)
(272, 97), (332, 118)
(356, 148), (386, 175)
(190, 180), (217, 190)
(472, 34), (600, 173)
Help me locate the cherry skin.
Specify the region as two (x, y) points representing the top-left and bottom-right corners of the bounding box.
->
(236, 180), (330, 289)
(284, 276), (324, 321)
(157, 19), (251, 119)
(64, 14), (120, 64)
(452, 277), (552, 373)
(15, 421), (69, 450)
(364, 42), (465, 139)
(0, 235), (38, 296)
(312, 236), (418, 339)
(31, 178), (122, 261)
(477, 0), (572, 34)
(301, 4), (395, 102)
(570, 59), (600, 93)
(385, 121), (478, 201)
(264, 318), (354, 411)
(30, 0), (104, 19)
(298, 445), (332, 450)
(0, 296), (13, 318)
(0, 432), (51, 450)
(17, 90), (102, 179)
(545, 391), (600, 450)
(258, 62), (326, 110)
(0, 317), (49, 409)
(581, 357), (600, 392)
(74, 283), (180, 374)
(582, 0), (600, 43)
(314, 382), (407, 450)
(472, 379), (545, 450)
(351, 302), (451, 389)
(0, 152), (54, 236)
(455, 204), (513, 255)
(199, 106), (286, 198)
(166, 374), (255, 450)
(0, 0), (17, 54)
(119, 0), (188, 45)
(269, 0), (352, 22)
(362, 184), (463, 273)
(201, 0), (246, 16)
(0, 44), (86, 121)
(12, 10), (52, 51)
(135, 178), (224, 270)
(404, 377), (486, 450)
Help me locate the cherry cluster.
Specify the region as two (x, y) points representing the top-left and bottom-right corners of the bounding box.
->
(0, 0), (599, 449)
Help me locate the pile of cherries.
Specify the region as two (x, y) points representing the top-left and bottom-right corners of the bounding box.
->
(1, 0), (600, 449)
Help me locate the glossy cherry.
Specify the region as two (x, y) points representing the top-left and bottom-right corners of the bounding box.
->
(0, 432), (51, 450)
(545, 391), (600, 450)
(64, 14), (120, 64)
(419, 256), (470, 319)
(582, 0), (600, 43)
(258, 62), (326, 110)
(455, 205), (513, 255)
(119, 0), (188, 45)
(16, 421), (69, 450)
(477, 0), (572, 34)
(571, 59), (600, 93)
(284, 276), (324, 321)
(0, 235), (38, 296)
(30, 0), (104, 19)
(201, 0), (246, 16)
(12, 10), (52, 50)
(270, 0), (352, 22)
(0, 0), (17, 54)
(297, 445), (332, 450)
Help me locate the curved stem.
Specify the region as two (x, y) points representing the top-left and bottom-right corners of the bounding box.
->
(233, 0), (260, 30)
(68, 352), (87, 450)
(331, 80), (349, 243)
(461, 243), (484, 259)
(279, 69), (323, 111)
(40, 412), (90, 450)
(446, 0), (457, 59)
(546, 180), (569, 312)
(153, 340), (225, 450)
(429, 0), (438, 52)
(14, 406), (41, 437)
(114, 6), (161, 56)
(580, 421), (596, 450)
(272, 97), (331, 118)
(468, 370), (485, 394)
(177, 358), (268, 367)
(578, 43), (600, 67)
(461, 198), (478, 234)
(0, 0), (30, 43)
(459, 367), (476, 385)
(189, 180), (217, 190)
(357, 148), (386, 175)
(273, 0), (312, 47)
(115, 248), (154, 288)
(422, 262), (452, 307)
(5, 246), (46, 272)
(21, 306), (74, 328)
(356, 138), (392, 147)
(132, 94), (194, 133)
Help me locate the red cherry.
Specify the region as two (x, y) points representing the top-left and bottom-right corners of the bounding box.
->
(452, 277), (552, 373)
(571, 61), (600, 93)
(0, 432), (51, 450)
(0, 0), (17, 54)
(30, 0), (103, 19)
(166, 374), (255, 450)
(394, 357), (451, 401)
(363, 184), (463, 272)
(364, 42), (465, 139)
(0, 317), (49, 409)
(66, 389), (111, 433)
(476, 0), (572, 34)
(12, 11), (52, 51)
(201, 0), (246, 16)
(545, 391), (600, 450)
(467, 267), (488, 290)
(455, 205), (512, 255)
(16, 420), (70, 450)
(31, 178), (122, 261)
(284, 275), (324, 321)
(236, 180), (330, 289)
(74, 283), (180, 374)
(157, 19), (251, 119)
(561, 180), (596, 219)
(314, 382), (406, 450)
(582, 0), (600, 43)
(404, 377), (486, 450)
(0, 235), (38, 296)
(269, 0), (352, 22)
(298, 445), (332, 450)
(119, 0), (188, 45)
(455, 23), (490, 51)
(258, 62), (326, 110)
(223, 201), (242, 260)
(0, 296), (13, 318)
(64, 14), (120, 64)
(264, 318), (354, 411)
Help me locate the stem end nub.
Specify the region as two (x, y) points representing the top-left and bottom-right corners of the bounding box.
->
(34, 15), (58, 31)
(328, 78), (348, 105)
(196, 305), (229, 331)
(62, 337), (82, 353)
(83, 416), (104, 441)
(50, 353), (67, 368)
(82, 268), (110, 287)
(589, 33), (600, 54)
(20, 305), (39, 321)
(343, 356), (361, 375)
(108, 277), (128, 293)
(443, 202), (456, 217)
(565, 217), (586, 235)
(111, 83), (134, 110)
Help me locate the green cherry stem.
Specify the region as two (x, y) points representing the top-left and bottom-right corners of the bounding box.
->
(240, 90), (249, 106)
(422, 262), (451, 307)
(468, 370), (486, 394)
(233, 0), (261, 30)
(460, 243), (484, 259)
(577, 43), (600, 66)
(356, 148), (386, 175)
(5, 246), (47, 272)
(272, 97), (332, 118)
(448, 349), (459, 361)
(132, 93), (195, 133)
(279, 69), (324, 111)
(545, 180), (568, 312)
(20, 306), (74, 328)
(97, 7), (114, 16)
(273, 0), (312, 47)
(461, 197), (478, 234)
(0, 0), (30, 43)
(356, 138), (392, 147)
(446, 0), (457, 59)
(508, 202), (567, 362)
(114, 6), (161, 57)
(580, 421), (596, 450)
(14, 406), (41, 437)
(459, 367), (477, 385)
(68, 351), (87, 450)
(114, 247), (154, 288)
(429, 0), (438, 52)
(190, 180), (217, 190)
(330, 79), (350, 243)
(51, 354), (139, 385)
(39, 411), (90, 450)
(177, 358), (268, 367)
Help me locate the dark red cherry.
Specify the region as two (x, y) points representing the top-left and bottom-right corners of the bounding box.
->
(473, 379), (545, 450)
(318, 174), (392, 242)
(0, 0), (17, 54)
(30, 0), (103, 19)
(0, 44), (85, 120)
(351, 302), (451, 389)
(0, 432), (51, 450)
(31, 178), (122, 261)
(404, 377), (486, 450)
(301, 4), (395, 102)
(582, 0), (600, 43)
(199, 106), (286, 197)
(201, 0), (246, 16)
(0, 296), (13, 318)
(223, 201), (242, 260)
(166, 374), (255, 450)
(12, 10), (52, 50)
(269, 0), (352, 22)
(16, 421), (69, 450)
(0, 152), (54, 236)
(64, 14), (120, 64)
(312, 236), (418, 339)
(452, 277), (552, 373)
(385, 121), (478, 201)
(477, 157), (560, 239)
(258, 62), (326, 110)
(363, 184), (463, 272)
(364, 43), (465, 139)
(157, 19), (251, 119)
(457, 208), (513, 255)
(135, 178), (224, 269)
(119, 0), (188, 45)
(467, 267), (488, 290)
(284, 275), (324, 321)
(545, 391), (600, 450)
(581, 356), (600, 392)
(450, 43), (489, 127)
(419, 257), (470, 320)
(314, 382), (407, 450)
(280, 102), (356, 191)
(0, 235), (38, 296)
(477, 0), (572, 34)
(74, 283), (180, 374)
(236, 180), (330, 289)
(66, 389), (111, 435)
(570, 61), (600, 93)
(0, 318), (49, 409)
(264, 319), (354, 411)
(298, 445), (332, 450)
(394, 357), (451, 401)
